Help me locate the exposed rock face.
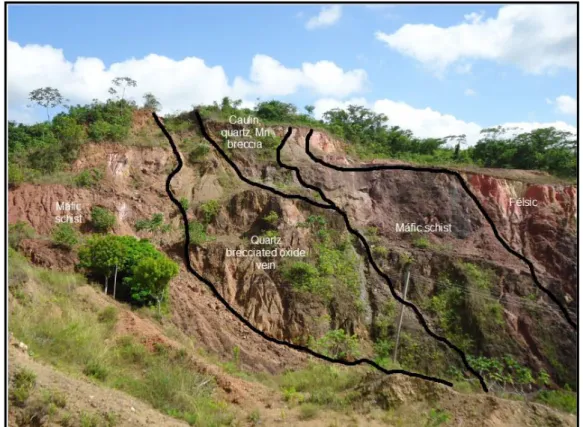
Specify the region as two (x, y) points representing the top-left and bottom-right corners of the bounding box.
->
(8, 120), (577, 385)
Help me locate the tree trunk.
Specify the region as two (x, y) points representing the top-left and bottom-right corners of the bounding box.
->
(104, 275), (108, 294)
(113, 264), (118, 300)
(157, 298), (162, 316)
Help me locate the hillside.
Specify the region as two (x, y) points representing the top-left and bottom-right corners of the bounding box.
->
(8, 108), (577, 426)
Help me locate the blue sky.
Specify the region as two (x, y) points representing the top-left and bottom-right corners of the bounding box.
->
(7, 4), (577, 144)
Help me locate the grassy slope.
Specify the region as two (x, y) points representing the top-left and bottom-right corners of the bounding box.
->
(8, 247), (576, 427)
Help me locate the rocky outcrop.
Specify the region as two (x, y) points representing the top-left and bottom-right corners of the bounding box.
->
(8, 119), (577, 384)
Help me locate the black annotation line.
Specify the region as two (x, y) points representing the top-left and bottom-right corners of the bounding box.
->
(153, 111), (456, 390)
(189, 111), (489, 391)
(301, 132), (577, 332)
(272, 129), (488, 392)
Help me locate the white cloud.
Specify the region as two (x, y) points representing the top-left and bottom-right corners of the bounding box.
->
(555, 95), (576, 115)
(372, 99), (483, 144)
(7, 41), (366, 122)
(464, 88), (477, 96)
(314, 97), (576, 145)
(545, 95), (577, 115)
(375, 5), (576, 75)
(306, 5), (342, 30)
(232, 55), (367, 99)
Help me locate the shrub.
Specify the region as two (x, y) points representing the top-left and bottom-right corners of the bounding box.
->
(9, 220), (36, 250)
(97, 306), (118, 324)
(372, 245), (388, 257)
(135, 213), (165, 232)
(412, 235), (430, 248)
(74, 168), (103, 188)
(200, 200), (220, 224)
(282, 261), (323, 294)
(42, 389), (67, 409)
(535, 389), (577, 414)
(263, 210), (279, 225)
(298, 403), (319, 420)
(51, 223), (79, 250)
(179, 197), (190, 211)
(90, 206), (116, 233)
(313, 329), (360, 359)
(188, 143), (210, 163)
(126, 255), (179, 313)
(8, 166), (24, 186)
(83, 359), (109, 381)
(188, 221), (212, 246)
(10, 368), (37, 406)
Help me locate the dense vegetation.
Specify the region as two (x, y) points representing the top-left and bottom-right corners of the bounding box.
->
(8, 84), (577, 184)
(78, 235), (179, 311)
(176, 97), (577, 179)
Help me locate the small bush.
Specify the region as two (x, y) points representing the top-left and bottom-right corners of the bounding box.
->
(8, 167), (25, 186)
(372, 245), (388, 257)
(74, 168), (103, 188)
(412, 235), (430, 249)
(80, 412), (101, 427)
(247, 409), (261, 425)
(189, 221), (212, 246)
(200, 200), (220, 224)
(9, 220), (35, 250)
(97, 306), (118, 325)
(188, 143), (210, 163)
(283, 386), (304, 405)
(51, 223), (79, 250)
(114, 336), (148, 365)
(179, 197), (190, 211)
(90, 206), (116, 233)
(10, 368), (37, 406)
(298, 403), (319, 420)
(42, 389), (67, 408)
(264, 210), (279, 225)
(83, 360), (109, 381)
(282, 262), (322, 294)
(426, 408), (450, 426)
(135, 213), (165, 232)
(313, 329), (360, 360)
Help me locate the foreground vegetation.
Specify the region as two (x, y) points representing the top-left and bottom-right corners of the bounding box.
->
(8, 249), (233, 426)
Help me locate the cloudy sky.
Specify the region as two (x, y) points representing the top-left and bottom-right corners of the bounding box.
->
(7, 4), (577, 144)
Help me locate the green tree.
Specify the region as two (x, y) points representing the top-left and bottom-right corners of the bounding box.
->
(51, 223), (79, 250)
(78, 235), (163, 299)
(78, 235), (124, 294)
(90, 206), (116, 233)
(108, 77), (137, 104)
(128, 256), (179, 313)
(143, 92), (161, 111)
(28, 87), (67, 121)
(52, 114), (86, 161)
(255, 100), (298, 122)
(304, 105), (315, 116)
